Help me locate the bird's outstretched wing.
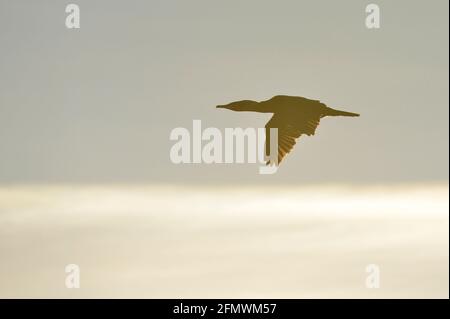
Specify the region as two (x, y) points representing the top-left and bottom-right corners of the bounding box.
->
(265, 113), (321, 165)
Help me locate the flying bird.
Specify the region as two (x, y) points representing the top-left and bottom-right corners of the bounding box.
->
(217, 95), (359, 165)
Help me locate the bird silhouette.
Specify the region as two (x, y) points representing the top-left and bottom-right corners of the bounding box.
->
(217, 95), (359, 165)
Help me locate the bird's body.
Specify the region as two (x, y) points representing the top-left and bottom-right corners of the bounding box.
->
(217, 95), (359, 165)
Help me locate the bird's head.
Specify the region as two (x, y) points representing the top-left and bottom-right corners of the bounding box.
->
(216, 100), (259, 112)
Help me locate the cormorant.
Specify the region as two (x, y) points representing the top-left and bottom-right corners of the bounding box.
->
(217, 95), (359, 165)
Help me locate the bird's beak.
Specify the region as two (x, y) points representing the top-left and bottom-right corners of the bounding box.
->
(216, 105), (225, 109)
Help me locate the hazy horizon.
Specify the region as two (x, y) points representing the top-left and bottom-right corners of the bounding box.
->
(1, 184), (448, 298)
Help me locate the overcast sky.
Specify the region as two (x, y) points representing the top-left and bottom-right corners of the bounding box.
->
(0, 0), (448, 184)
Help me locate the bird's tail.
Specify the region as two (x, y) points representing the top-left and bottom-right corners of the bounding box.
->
(327, 108), (360, 117)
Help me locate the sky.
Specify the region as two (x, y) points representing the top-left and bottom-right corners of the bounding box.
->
(0, 1), (448, 299)
(0, 0), (448, 184)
